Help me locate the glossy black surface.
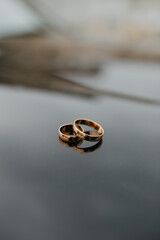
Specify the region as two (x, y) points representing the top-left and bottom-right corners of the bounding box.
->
(0, 61), (160, 240)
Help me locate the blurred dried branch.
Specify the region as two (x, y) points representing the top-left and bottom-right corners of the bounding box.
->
(0, 36), (160, 105)
(0, 36), (101, 97)
(0, 36), (101, 73)
(0, 1), (160, 105)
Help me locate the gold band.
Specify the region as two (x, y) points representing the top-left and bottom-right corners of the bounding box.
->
(58, 123), (83, 142)
(73, 118), (104, 142)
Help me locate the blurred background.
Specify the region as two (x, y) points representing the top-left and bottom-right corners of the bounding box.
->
(0, 0), (160, 102)
(0, 1), (160, 240)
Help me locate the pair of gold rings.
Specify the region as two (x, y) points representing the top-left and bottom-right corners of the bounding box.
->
(59, 118), (104, 143)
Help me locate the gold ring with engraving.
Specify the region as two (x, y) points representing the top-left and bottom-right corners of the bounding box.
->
(59, 123), (84, 142)
(73, 118), (104, 142)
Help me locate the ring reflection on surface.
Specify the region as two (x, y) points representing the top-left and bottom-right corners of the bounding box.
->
(59, 137), (83, 147)
(73, 139), (103, 153)
(59, 131), (103, 153)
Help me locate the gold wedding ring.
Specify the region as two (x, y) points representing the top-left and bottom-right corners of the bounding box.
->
(73, 118), (104, 142)
(58, 119), (104, 153)
(58, 123), (83, 142)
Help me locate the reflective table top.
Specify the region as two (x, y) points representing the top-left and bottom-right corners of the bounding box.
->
(0, 60), (160, 240)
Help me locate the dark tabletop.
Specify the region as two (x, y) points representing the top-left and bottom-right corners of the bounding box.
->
(0, 60), (160, 240)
